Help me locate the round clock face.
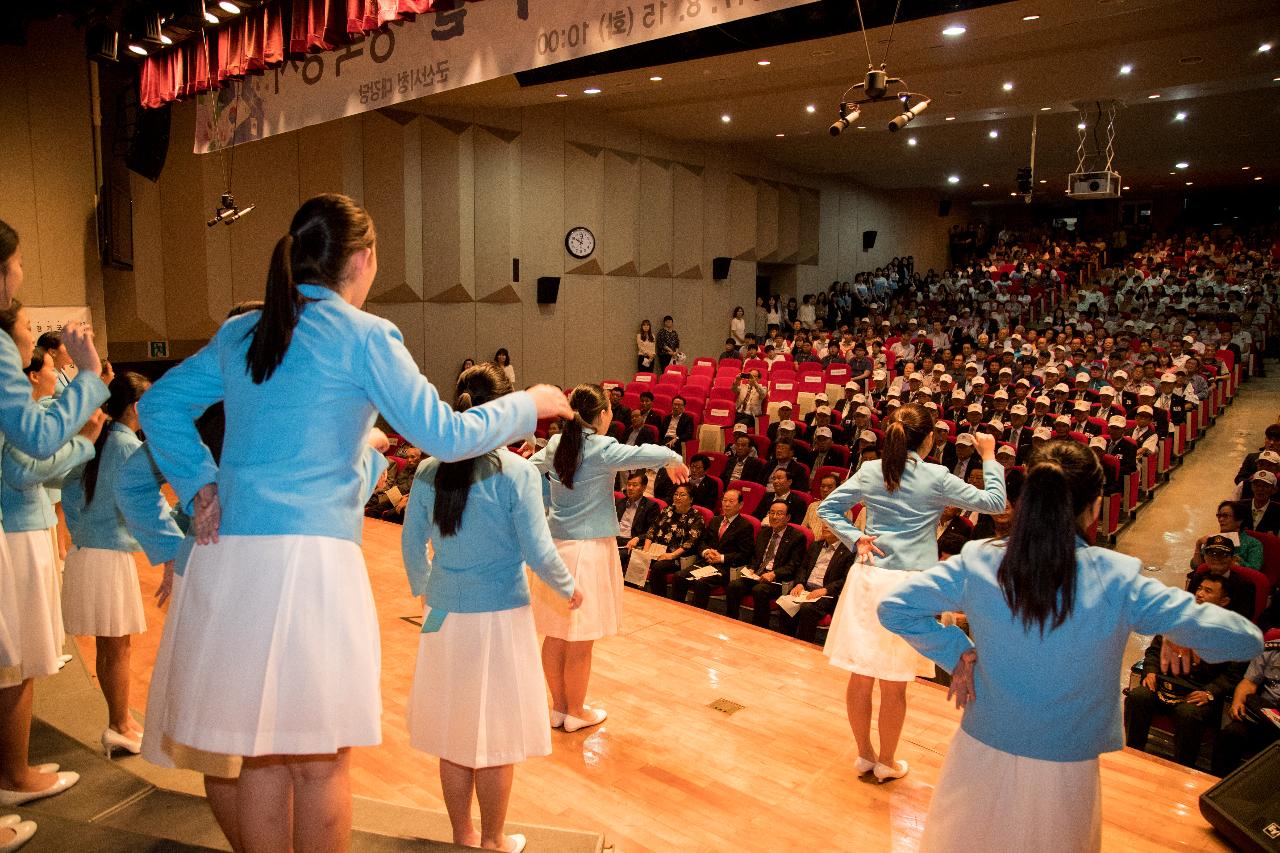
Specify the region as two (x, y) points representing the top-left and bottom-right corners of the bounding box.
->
(565, 226), (595, 259)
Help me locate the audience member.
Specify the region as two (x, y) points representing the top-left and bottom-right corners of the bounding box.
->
(642, 484), (705, 599)
(724, 501), (805, 625)
(671, 490), (755, 609)
(616, 473), (660, 568)
(776, 523), (853, 642)
(1186, 534), (1260, 621)
(1213, 637), (1280, 775)
(1191, 504), (1264, 572)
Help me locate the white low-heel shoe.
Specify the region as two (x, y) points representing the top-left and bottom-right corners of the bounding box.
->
(101, 728), (141, 758)
(854, 757), (876, 775)
(874, 760), (908, 782)
(562, 708), (607, 733)
(549, 710), (566, 729)
(0, 819), (35, 852)
(505, 833), (527, 853)
(0, 772), (78, 807)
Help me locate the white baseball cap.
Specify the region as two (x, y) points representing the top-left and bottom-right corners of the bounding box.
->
(924, 401), (939, 411)
(1074, 400), (1091, 412)
(1108, 415), (1127, 427)
(1136, 405), (1154, 415)
(967, 403), (984, 414)
(1113, 370), (1129, 379)
(845, 381), (859, 390)
(1257, 450), (1280, 464)
(1033, 426), (1052, 440)
(814, 393), (829, 402)
(997, 444), (1016, 457)
(1034, 395), (1051, 406)
(1089, 436), (1107, 449)
(956, 433), (976, 446)
(856, 405), (871, 416)
(1253, 471), (1278, 486)
(873, 369), (888, 381)
(1138, 385), (1156, 396)
(732, 422), (749, 434)
(1160, 372), (1177, 383)
(816, 405), (832, 415)
(1053, 383), (1070, 393)
(909, 372), (924, 381)
(1075, 372), (1091, 382)
(815, 426), (832, 439)
(1055, 414), (1072, 425)
(940, 374), (954, 384)
(860, 430), (878, 444)
(1010, 404), (1028, 416)
(1098, 386), (1116, 397)
(993, 389), (1009, 400)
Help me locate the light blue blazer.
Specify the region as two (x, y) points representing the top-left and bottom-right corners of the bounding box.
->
(402, 448), (574, 629)
(62, 423), (146, 553)
(0, 333), (107, 525)
(879, 538), (1264, 762)
(136, 285), (536, 545)
(0, 434), (95, 533)
(819, 453), (1006, 570)
(530, 431), (681, 541)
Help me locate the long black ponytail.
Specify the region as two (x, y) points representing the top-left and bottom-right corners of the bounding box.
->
(433, 363), (511, 536)
(554, 384), (608, 489)
(997, 439), (1104, 634)
(880, 402), (934, 492)
(84, 372), (151, 505)
(245, 194), (375, 383)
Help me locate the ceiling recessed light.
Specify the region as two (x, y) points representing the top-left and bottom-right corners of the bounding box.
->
(757, 59), (771, 66)
(649, 75), (663, 81)
(948, 175), (960, 184)
(1039, 179), (1047, 184)
(1077, 122), (1086, 130)
(942, 25), (967, 36)
(1119, 64), (1132, 75)
(1169, 171), (1176, 175)
(982, 182), (990, 187)
(583, 87), (601, 94)
(856, 125), (867, 130)
(1259, 42), (1273, 53)
(907, 137), (918, 146)
(1174, 111), (1187, 121)
(1175, 161), (1189, 169)
(775, 133), (785, 137)
(721, 114), (731, 123)
(203, 10), (218, 23)
(1122, 185), (1130, 190)
(988, 129), (999, 138)
(128, 43), (148, 55)
(1010, 192), (1018, 196)
(160, 33), (173, 45)
(218, 0), (240, 13)
(1147, 93), (1161, 99)
(1002, 81), (1014, 91)
(1255, 176), (1263, 181)
(945, 115), (956, 121)
(806, 104), (816, 114)
(1040, 106), (1051, 111)
(1242, 165), (1251, 170)
(555, 92), (568, 98)
(1185, 181), (1193, 186)
(1022, 14), (1040, 21)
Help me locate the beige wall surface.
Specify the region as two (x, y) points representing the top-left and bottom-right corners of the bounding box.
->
(0, 22), (964, 386)
(0, 20), (107, 348)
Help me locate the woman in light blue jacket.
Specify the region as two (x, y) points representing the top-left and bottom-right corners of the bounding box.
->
(0, 224), (108, 844)
(879, 440), (1263, 852)
(530, 384), (687, 733)
(403, 364), (580, 853)
(136, 195), (571, 853)
(61, 373), (166, 760)
(818, 402), (1005, 783)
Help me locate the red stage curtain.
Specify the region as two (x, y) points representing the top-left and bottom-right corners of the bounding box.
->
(141, 0), (456, 108)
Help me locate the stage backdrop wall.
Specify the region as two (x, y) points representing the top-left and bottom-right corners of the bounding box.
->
(0, 20), (109, 349)
(107, 97), (967, 387)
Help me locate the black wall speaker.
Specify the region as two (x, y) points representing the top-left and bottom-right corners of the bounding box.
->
(536, 276), (560, 304)
(1199, 740), (1280, 852)
(938, 198), (952, 217)
(711, 256), (731, 280)
(512, 258), (520, 282)
(126, 104), (171, 182)
(862, 230), (877, 252)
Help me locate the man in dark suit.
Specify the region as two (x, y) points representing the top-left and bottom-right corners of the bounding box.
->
(671, 489), (756, 609)
(725, 501), (807, 626)
(659, 395), (695, 453)
(776, 524), (853, 642)
(607, 385), (630, 433)
(616, 472), (661, 569)
(1104, 417), (1139, 476)
(724, 432), (766, 485)
(1002, 405), (1034, 464)
(943, 433), (981, 481)
(1234, 424), (1280, 488)
(807, 427), (843, 472)
(619, 409), (655, 447)
(681, 454), (721, 510)
(762, 439), (809, 493)
(754, 468), (807, 524)
(765, 403), (797, 443)
(634, 391), (664, 430)
(1245, 472), (1280, 535)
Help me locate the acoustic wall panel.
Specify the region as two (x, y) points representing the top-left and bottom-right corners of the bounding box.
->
(563, 143), (604, 275)
(637, 156), (674, 278)
(672, 163), (705, 279)
(420, 116), (469, 302)
(727, 172), (757, 261)
(361, 111), (408, 303)
(473, 126), (520, 300)
(755, 179), (779, 263)
(776, 183), (800, 264)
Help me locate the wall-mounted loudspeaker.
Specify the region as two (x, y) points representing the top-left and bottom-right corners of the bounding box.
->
(536, 276), (560, 304)
(712, 256), (731, 280)
(938, 198), (952, 217)
(126, 104), (171, 182)
(862, 230), (877, 252)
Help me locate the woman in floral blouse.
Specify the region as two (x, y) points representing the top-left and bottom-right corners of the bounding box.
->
(642, 485), (704, 598)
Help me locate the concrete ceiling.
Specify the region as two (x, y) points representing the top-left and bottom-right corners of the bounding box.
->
(405, 0), (1280, 199)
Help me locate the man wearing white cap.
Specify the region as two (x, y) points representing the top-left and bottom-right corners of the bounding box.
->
(1003, 404), (1033, 462)
(1154, 372), (1188, 425)
(1028, 395), (1054, 431)
(1131, 406), (1160, 458)
(1234, 425), (1280, 491)
(765, 403), (796, 444)
(961, 402), (986, 436)
(726, 431), (766, 485)
(946, 432), (982, 481)
(809, 426), (842, 471)
(1134, 385), (1170, 436)
(1104, 415), (1138, 475)
(833, 382), (861, 420)
(1238, 449), (1280, 502)
(1245, 471), (1280, 535)
(1049, 382), (1072, 415)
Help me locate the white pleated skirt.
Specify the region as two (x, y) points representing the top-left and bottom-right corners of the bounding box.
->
(61, 546), (146, 638)
(531, 538), (622, 642)
(823, 562), (934, 682)
(0, 531), (65, 687)
(0, 534), (23, 688)
(407, 604), (551, 768)
(142, 535), (380, 760)
(921, 728), (1101, 853)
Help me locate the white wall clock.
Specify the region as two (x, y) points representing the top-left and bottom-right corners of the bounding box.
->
(565, 226), (595, 259)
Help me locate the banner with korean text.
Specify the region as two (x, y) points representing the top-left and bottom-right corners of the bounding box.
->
(194, 0), (816, 153)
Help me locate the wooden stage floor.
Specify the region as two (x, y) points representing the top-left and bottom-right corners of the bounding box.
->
(89, 516), (1230, 852)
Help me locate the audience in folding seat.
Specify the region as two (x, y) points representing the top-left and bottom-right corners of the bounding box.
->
(725, 501), (806, 626)
(777, 523), (853, 642)
(671, 489), (755, 610)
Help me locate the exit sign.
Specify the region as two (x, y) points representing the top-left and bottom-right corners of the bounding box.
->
(149, 340), (170, 359)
